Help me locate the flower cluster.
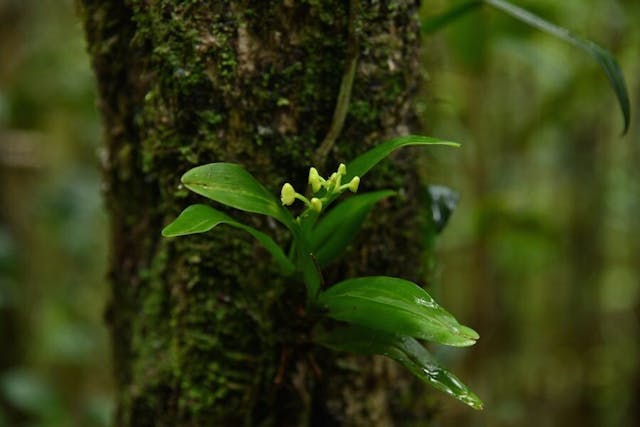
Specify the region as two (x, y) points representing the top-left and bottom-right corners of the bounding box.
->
(280, 163), (360, 213)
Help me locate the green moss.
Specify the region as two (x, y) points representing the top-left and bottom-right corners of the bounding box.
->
(348, 100), (380, 125)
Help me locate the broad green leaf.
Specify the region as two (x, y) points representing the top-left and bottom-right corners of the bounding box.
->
(181, 163), (297, 231)
(421, 1), (482, 34)
(315, 324), (483, 410)
(310, 190), (396, 267)
(162, 204), (225, 236)
(162, 204), (295, 275)
(317, 276), (478, 346)
(344, 135), (460, 182)
(484, 0), (630, 134)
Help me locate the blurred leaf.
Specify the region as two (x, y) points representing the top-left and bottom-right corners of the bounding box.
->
(163, 204), (294, 275)
(0, 369), (56, 414)
(83, 395), (114, 427)
(181, 163), (297, 231)
(311, 190), (395, 267)
(484, 0), (631, 134)
(421, 0), (630, 134)
(0, 227), (17, 308)
(315, 324), (483, 410)
(45, 322), (96, 361)
(484, 0), (630, 134)
(318, 276), (479, 346)
(426, 185), (460, 233)
(344, 135), (460, 182)
(421, 1), (482, 34)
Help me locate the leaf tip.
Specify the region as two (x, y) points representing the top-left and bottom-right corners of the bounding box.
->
(466, 395), (484, 411)
(460, 325), (480, 341)
(161, 225), (179, 238)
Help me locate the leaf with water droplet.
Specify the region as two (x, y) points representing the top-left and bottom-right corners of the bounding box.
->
(315, 324), (483, 410)
(317, 276), (479, 346)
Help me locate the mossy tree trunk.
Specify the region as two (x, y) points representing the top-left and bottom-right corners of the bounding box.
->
(80, 1), (432, 425)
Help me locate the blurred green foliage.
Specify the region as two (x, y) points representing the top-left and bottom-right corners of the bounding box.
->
(0, 0), (637, 426)
(419, 1), (639, 426)
(0, 0), (111, 426)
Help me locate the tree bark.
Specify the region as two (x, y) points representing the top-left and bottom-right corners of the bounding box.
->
(80, 1), (430, 425)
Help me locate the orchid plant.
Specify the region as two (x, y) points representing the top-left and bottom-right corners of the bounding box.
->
(162, 135), (483, 410)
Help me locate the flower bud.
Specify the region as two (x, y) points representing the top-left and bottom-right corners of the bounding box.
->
(280, 183), (296, 205)
(337, 163), (347, 176)
(308, 167), (322, 193)
(327, 172), (339, 191)
(310, 197), (323, 213)
(348, 176), (360, 193)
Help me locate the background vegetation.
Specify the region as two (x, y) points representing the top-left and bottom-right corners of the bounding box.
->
(0, 0), (637, 426)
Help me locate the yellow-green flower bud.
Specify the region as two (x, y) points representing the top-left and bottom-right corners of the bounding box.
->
(308, 167), (322, 193)
(310, 197), (323, 213)
(348, 176), (360, 193)
(280, 183), (296, 205)
(327, 172), (339, 191)
(337, 163), (347, 176)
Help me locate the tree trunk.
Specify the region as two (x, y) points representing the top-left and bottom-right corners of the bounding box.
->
(79, 1), (429, 425)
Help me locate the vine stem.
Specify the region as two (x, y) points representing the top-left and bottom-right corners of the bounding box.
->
(313, 0), (360, 168)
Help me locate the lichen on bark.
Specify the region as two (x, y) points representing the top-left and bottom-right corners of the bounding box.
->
(80, 1), (432, 425)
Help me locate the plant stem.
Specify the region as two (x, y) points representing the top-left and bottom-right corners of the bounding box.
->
(313, 0), (360, 167)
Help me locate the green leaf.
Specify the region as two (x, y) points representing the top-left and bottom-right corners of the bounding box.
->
(315, 324), (483, 410)
(344, 135), (460, 182)
(421, 1), (482, 34)
(162, 204), (224, 236)
(310, 190), (396, 267)
(181, 163), (297, 231)
(317, 276), (479, 346)
(484, 0), (630, 134)
(162, 204), (295, 275)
